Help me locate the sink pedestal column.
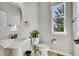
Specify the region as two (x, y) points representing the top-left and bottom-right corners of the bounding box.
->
(12, 48), (23, 56)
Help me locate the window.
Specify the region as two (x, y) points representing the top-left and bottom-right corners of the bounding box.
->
(51, 3), (65, 33)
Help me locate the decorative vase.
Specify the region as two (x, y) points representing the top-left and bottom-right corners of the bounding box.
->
(32, 38), (39, 45)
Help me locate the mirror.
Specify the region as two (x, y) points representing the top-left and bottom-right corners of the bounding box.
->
(0, 2), (22, 30)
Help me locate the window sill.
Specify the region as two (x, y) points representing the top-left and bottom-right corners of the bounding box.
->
(53, 32), (67, 35)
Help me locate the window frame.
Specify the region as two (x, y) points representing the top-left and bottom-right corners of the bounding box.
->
(51, 2), (67, 34)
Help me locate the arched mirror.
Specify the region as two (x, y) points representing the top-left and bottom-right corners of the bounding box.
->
(0, 2), (22, 39)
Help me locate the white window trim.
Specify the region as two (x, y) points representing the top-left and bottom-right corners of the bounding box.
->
(51, 3), (67, 34)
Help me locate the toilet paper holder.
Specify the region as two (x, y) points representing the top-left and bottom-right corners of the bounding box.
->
(51, 38), (56, 43)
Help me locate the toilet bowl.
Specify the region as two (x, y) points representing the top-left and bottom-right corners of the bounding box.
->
(38, 43), (49, 56)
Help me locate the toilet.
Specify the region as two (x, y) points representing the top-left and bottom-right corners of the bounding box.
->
(38, 43), (49, 56)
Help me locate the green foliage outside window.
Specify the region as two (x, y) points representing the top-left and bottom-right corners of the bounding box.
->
(53, 4), (64, 32)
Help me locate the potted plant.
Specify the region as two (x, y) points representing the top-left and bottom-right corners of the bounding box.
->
(30, 30), (39, 45)
(29, 30), (39, 55)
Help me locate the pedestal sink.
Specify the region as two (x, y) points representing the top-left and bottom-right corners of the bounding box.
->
(0, 39), (30, 48)
(10, 39), (29, 48)
(0, 39), (14, 48)
(0, 39), (31, 56)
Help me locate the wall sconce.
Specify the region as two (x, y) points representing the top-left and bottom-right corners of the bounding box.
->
(25, 21), (29, 27)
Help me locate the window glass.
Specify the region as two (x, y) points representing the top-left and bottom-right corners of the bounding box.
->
(51, 3), (65, 32)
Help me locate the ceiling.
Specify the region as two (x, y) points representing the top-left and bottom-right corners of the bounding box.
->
(8, 2), (21, 8)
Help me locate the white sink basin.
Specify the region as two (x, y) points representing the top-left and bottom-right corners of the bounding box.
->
(0, 39), (30, 48)
(10, 39), (28, 48)
(0, 39), (14, 48)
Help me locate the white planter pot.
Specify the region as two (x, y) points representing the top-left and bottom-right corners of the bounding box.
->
(32, 38), (39, 45)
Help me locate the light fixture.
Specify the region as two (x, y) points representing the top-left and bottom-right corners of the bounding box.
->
(25, 21), (29, 27)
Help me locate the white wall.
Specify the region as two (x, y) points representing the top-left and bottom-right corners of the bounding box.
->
(51, 3), (72, 54)
(38, 2), (73, 54)
(19, 2), (39, 39)
(38, 2), (51, 45)
(19, 2), (39, 54)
